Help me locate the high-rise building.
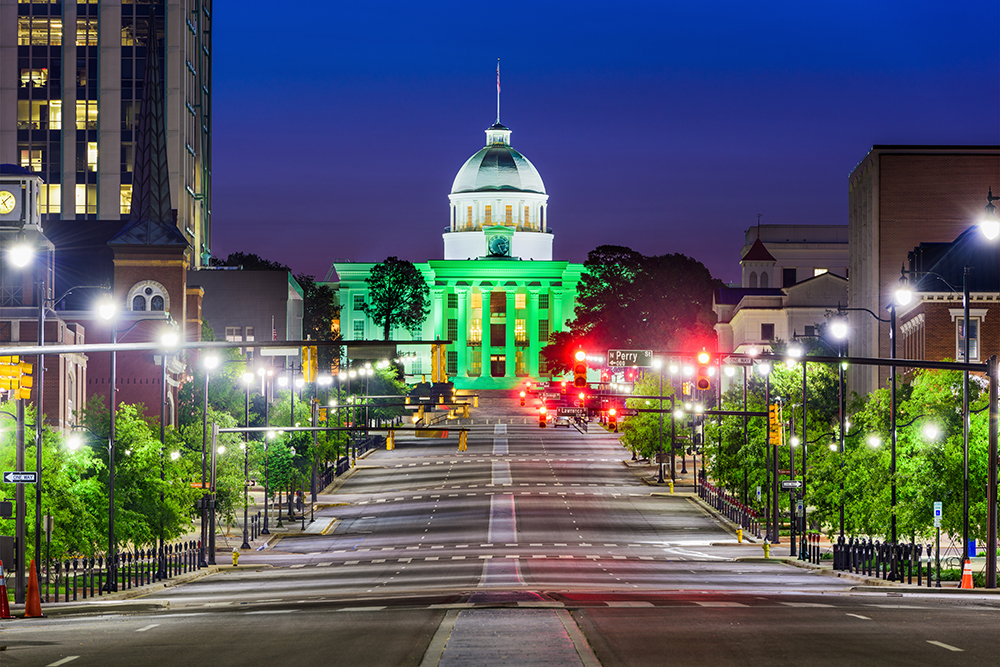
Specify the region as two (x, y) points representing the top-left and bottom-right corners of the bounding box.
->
(0, 0), (212, 267)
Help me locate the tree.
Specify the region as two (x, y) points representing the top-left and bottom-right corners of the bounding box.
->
(217, 252), (290, 272)
(361, 257), (430, 340)
(295, 273), (342, 370)
(541, 245), (722, 374)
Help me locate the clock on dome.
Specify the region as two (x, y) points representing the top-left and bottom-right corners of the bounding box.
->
(487, 234), (510, 257)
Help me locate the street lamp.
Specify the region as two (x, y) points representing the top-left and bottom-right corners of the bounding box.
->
(240, 371), (254, 550)
(199, 353), (220, 565)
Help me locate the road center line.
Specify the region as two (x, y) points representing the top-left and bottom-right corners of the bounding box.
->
(135, 624), (160, 632)
(845, 613), (871, 620)
(47, 658), (80, 667)
(926, 640), (963, 652)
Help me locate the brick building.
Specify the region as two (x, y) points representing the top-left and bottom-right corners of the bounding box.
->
(847, 145), (1000, 393)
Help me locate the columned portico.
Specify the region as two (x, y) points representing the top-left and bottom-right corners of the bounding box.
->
(527, 288), (540, 377)
(456, 289), (468, 377)
(504, 288), (516, 378)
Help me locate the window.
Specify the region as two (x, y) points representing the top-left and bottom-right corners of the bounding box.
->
(491, 323), (506, 347)
(76, 18), (98, 45)
(20, 149), (41, 172)
(484, 205), (492, 225)
(225, 327), (243, 342)
(783, 268), (796, 287)
(17, 100), (60, 130)
(243, 328), (255, 342)
(490, 291), (506, 316)
(151, 295), (164, 311)
(468, 318), (482, 344)
(353, 319), (365, 339)
(490, 354), (505, 377)
(447, 318), (458, 341)
(748, 272), (757, 288)
(539, 294), (549, 309)
(901, 314), (926, 361)
(353, 295), (365, 310)
(958, 318), (979, 361)
(761, 323), (775, 340)
(76, 102), (97, 130)
(20, 69), (48, 88)
(411, 358), (422, 375)
(471, 291), (482, 309)
(515, 350), (527, 376)
(132, 295), (146, 311)
(804, 325), (815, 337)
(539, 355), (549, 375)
(538, 319), (550, 343)
(760, 272), (769, 288)
(470, 349), (482, 376)
(467, 206), (472, 227)
(524, 206), (530, 226)
(128, 283), (168, 312)
(447, 293), (458, 309)
(120, 185), (132, 215)
(447, 351), (458, 376)
(505, 205), (512, 225)
(515, 293), (526, 309)
(515, 319), (527, 343)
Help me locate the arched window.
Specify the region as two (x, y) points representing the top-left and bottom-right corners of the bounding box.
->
(151, 295), (164, 311)
(748, 272), (758, 288)
(133, 295), (147, 311)
(127, 281), (169, 313)
(760, 272), (769, 288)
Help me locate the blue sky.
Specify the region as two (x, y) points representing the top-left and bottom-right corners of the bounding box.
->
(210, 0), (1000, 283)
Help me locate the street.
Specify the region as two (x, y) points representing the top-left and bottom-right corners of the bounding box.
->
(3, 419), (998, 666)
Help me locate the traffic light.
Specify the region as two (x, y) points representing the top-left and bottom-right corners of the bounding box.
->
(573, 350), (587, 389)
(519, 390), (526, 407)
(539, 406), (548, 428)
(301, 346), (318, 383)
(768, 403), (782, 446)
(696, 349), (711, 391)
(578, 391), (586, 407)
(608, 407), (617, 432)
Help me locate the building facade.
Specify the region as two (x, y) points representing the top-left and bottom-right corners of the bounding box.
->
(847, 145), (1000, 393)
(0, 0), (212, 267)
(330, 120), (584, 389)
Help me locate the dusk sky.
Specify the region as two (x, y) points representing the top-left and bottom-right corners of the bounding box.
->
(211, 1), (999, 285)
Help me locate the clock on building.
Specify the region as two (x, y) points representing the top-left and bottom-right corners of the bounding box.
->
(487, 234), (510, 257)
(0, 190), (16, 215)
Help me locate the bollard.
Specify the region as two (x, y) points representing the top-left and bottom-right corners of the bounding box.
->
(232, 548), (240, 567)
(669, 481), (674, 494)
(762, 542), (770, 559)
(737, 529), (743, 544)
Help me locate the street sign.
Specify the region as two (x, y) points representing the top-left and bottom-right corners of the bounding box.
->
(933, 501), (942, 527)
(558, 407), (587, 418)
(543, 392), (561, 400)
(723, 355), (753, 366)
(780, 480), (802, 490)
(618, 408), (639, 417)
(607, 349), (653, 368)
(3, 471), (37, 484)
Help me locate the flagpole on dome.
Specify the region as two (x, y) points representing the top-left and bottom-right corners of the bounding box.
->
(496, 58), (501, 125)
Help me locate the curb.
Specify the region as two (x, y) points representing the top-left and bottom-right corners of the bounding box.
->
(8, 600), (170, 618)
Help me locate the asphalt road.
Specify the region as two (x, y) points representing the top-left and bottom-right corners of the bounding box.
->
(5, 419), (999, 665)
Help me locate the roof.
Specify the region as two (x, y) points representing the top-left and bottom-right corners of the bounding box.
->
(108, 218), (188, 247)
(906, 224), (1000, 293)
(451, 145), (546, 195)
(740, 238), (776, 262)
(714, 287), (782, 305)
(0, 164), (34, 176)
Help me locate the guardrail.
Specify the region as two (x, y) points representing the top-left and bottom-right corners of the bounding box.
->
(831, 537), (934, 584)
(698, 480), (761, 539)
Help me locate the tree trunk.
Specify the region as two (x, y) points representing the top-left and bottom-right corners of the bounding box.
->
(383, 315), (391, 341)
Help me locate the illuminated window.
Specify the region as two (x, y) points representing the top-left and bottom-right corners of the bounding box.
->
(515, 350), (526, 376)
(515, 293), (526, 309)
(468, 318), (482, 344)
(87, 142), (98, 172)
(539, 355), (549, 375)
(76, 19), (98, 46)
(128, 283), (169, 313)
(75, 184), (96, 214)
(491, 323), (505, 346)
(120, 185), (132, 215)
(353, 295), (365, 310)
(470, 349), (482, 376)
(524, 206), (530, 226)
(515, 319), (527, 343)
(17, 100), (59, 130)
(40, 184), (60, 214)
(484, 205), (491, 225)
(225, 327), (243, 341)
(470, 292), (482, 310)
(505, 205), (512, 225)
(20, 149), (42, 172)
(18, 18), (62, 46)
(490, 291), (505, 316)
(121, 23), (135, 46)
(76, 102), (97, 130)
(352, 319), (364, 339)
(958, 318), (980, 361)
(467, 206), (472, 227)
(447, 351), (457, 376)
(20, 69), (48, 88)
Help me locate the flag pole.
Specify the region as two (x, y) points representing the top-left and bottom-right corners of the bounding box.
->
(496, 58), (501, 124)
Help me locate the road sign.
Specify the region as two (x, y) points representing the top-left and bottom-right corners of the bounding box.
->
(607, 349), (653, 368)
(780, 480), (802, 490)
(542, 392), (561, 400)
(3, 471), (37, 484)
(618, 408), (639, 417)
(723, 356), (753, 366)
(933, 501), (942, 527)
(558, 407), (587, 418)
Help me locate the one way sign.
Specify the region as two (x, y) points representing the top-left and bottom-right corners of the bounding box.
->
(3, 471), (37, 484)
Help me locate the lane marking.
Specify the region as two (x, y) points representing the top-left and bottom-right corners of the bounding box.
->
(926, 640), (963, 652)
(845, 613), (871, 620)
(47, 658), (80, 667)
(694, 601), (746, 607)
(135, 624), (160, 632)
(779, 602), (834, 608)
(246, 610), (296, 614)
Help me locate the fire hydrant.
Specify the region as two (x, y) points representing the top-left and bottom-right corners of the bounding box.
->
(737, 529), (743, 544)
(232, 548), (240, 566)
(762, 542), (770, 559)
(669, 481), (674, 495)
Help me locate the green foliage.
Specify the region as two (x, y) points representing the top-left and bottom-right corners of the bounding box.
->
(361, 256), (430, 340)
(296, 274), (342, 370)
(619, 371), (674, 460)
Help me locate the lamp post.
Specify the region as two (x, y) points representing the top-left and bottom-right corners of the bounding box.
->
(240, 370), (253, 550)
(652, 358), (664, 484)
(756, 360), (775, 542)
(157, 328), (180, 577)
(830, 318), (849, 541)
(199, 353), (219, 566)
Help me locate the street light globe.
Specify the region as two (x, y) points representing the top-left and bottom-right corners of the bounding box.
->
(923, 422), (941, 441)
(97, 298), (116, 321)
(831, 319), (848, 340)
(329, 399), (337, 407)
(669, 364), (679, 374)
(203, 354), (220, 370)
(7, 243), (33, 268)
(790, 436), (800, 447)
(683, 365), (694, 377)
(338, 372), (347, 381)
(318, 374), (333, 386)
(724, 366), (736, 377)
(349, 369), (357, 379)
(294, 377), (305, 388)
(66, 433), (82, 451)
(788, 345), (802, 358)
(652, 358), (662, 369)
(277, 375), (288, 387)
(894, 286), (913, 306)
(747, 346), (759, 358)
(241, 372), (254, 384)
(170, 450), (181, 460)
(867, 435), (881, 448)
(981, 216), (1000, 240)
(217, 445), (226, 455)
(266, 430), (276, 440)
(674, 409), (684, 419)
(756, 362), (771, 376)
(829, 443), (838, 452)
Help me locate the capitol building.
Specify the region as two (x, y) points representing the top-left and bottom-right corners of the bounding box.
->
(329, 119), (583, 389)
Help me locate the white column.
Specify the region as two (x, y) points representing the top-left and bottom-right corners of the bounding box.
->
(504, 289), (515, 378)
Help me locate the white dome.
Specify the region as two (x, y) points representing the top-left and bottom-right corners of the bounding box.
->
(450, 124), (546, 195)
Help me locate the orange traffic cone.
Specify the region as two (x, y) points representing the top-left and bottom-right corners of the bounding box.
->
(0, 560), (13, 620)
(24, 560), (43, 618)
(959, 557), (974, 589)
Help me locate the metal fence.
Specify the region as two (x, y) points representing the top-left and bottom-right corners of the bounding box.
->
(698, 480), (761, 539)
(826, 536), (936, 586)
(47, 540), (202, 603)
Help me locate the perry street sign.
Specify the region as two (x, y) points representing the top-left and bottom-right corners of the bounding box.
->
(780, 480), (803, 490)
(3, 471), (37, 484)
(608, 349), (653, 367)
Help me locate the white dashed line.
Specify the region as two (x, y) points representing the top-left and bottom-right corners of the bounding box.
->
(136, 624), (160, 632)
(927, 641), (963, 652)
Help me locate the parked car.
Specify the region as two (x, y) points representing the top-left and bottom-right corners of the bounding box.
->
(554, 416), (572, 428)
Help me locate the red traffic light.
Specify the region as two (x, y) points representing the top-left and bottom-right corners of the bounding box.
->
(519, 391), (526, 397)
(539, 406), (547, 415)
(608, 407), (616, 417)
(578, 392), (585, 400)
(574, 350), (587, 362)
(697, 350), (711, 365)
